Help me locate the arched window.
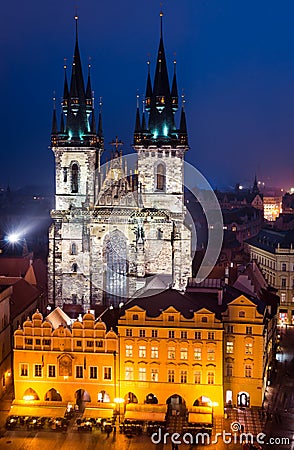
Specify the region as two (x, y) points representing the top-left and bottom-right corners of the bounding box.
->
(71, 243), (77, 255)
(72, 263), (77, 273)
(103, 230), (128, 306)
(71, 163), (79, 193)
(156, 163), (165, 191)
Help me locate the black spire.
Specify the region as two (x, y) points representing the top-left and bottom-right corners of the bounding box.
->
(90, 107), (96, 133)
(171, 59), (178, 111)
(135, 95), (141, 132)
(134, 10), (188, 148)
(51, 95), (58, 135)
(60, 112), (65, 134)
(252, 175), (259, 194)
(51, 15), (99, 148)
(178, 93), (188, 145)
(62, 62), (69, 115)
(141, 98), (147, 131)
(97, 98), (104, 145)
(65, 15), (89, 140)
(134, 95), (142, 144)
(145, 61), (152, 112)
(148, 10), (175, 138)
(85, 63), (93, 116)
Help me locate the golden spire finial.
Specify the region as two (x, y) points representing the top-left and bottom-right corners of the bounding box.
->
(74, 8), (79, 41)
(160, 3), (163, 37)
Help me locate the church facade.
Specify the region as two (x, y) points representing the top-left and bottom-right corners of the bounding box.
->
(48, 15), (191, 311)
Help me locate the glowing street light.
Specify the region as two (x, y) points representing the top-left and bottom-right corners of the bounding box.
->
(114, 397), (125, 423)
(7, 233), (20, 243)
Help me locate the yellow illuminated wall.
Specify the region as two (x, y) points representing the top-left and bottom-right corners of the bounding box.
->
(13, 312), (118, 405)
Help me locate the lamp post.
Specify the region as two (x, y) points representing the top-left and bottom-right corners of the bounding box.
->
(114, 397), (124, 423)
(208, 401), (219, 428)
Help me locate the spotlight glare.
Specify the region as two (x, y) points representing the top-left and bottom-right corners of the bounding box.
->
(7, 233), (19, 243)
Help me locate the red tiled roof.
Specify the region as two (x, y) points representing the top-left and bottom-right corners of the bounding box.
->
(10, 278), (41, 320)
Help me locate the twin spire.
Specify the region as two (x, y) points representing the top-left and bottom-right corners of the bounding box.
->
(51, 15), (103, 148)
(51, 12), (188, 150)
(134, 11), (188, 147)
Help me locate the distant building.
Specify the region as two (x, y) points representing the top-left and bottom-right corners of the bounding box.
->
(263, 196), (282, 222)
(222, 206), (263, 247)
(246, 229), (294, 324)
(282, 192), (294, 214)
(215, 177), (263, 212)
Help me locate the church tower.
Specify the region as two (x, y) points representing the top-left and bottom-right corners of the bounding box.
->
(48, 16), (103, 309)
(51, 16), (103, 210)
(133, 11), (191, 290)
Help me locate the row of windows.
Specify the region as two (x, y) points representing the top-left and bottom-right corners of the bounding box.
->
(23, 339), (104, 348)
(225, 364), (253, 378)
(124, 365), (253, 382)
(280, 278), (294, 289)
(125, 329), (216, 340)
(124, 367), (216, 384)
(227, 326), (253, 334)
(125, 345), (217, 361)
(226, 341), (253, 355)
(20, 364), (112, 380)
(253, 253), (294, 273)
(280, 293), (294, 302)
(126, 343), (253, 359)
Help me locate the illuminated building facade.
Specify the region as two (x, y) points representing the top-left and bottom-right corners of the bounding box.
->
(13, 311), (118, 408)
(263, 196), (282, 222)
(48, 14), (191, 311)
(246, 229), (294, 324)
(13, 286), (273, 417)
(118, 288), (269, 414)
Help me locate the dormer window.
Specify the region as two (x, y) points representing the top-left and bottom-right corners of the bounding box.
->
(168, 315), (174, 322)
(239, 311), (245, 318)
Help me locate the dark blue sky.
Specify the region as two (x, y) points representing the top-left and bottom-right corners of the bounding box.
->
(1, 0), (294, 191)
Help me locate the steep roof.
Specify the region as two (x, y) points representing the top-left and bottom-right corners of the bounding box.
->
(10, 278), (41, 320)
(246, 228), (294, 253)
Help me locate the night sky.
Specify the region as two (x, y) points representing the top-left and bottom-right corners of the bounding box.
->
(1, 0), (294, 192)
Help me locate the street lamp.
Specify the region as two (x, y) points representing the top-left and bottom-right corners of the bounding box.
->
(114, 397), (124, 423)
(7, 233), (20, 243)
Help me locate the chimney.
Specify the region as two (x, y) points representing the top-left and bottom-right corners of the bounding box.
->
(225, 265), (229, 285)
(218, 288), (223, 305)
